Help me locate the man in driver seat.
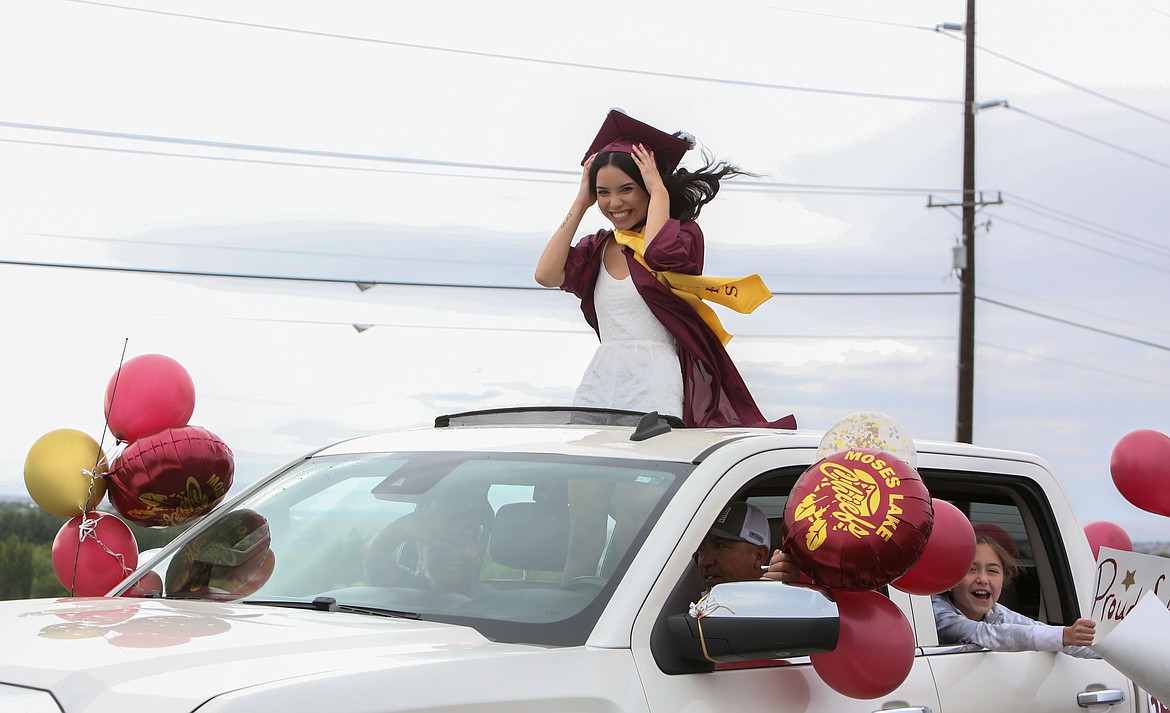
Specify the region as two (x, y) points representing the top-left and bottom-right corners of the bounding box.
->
(698, 502), (798, 592)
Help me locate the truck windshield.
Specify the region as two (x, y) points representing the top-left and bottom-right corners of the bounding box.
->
(121, 451), (690, 646)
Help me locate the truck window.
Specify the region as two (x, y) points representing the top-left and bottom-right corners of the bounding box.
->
(919, 470), (1083, 647)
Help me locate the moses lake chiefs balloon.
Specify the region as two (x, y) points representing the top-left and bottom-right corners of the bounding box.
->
(782, 448), (933, 591)
(108, 425), (234, 527)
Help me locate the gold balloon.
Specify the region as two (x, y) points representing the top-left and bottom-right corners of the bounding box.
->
(23, 429), (109, 517)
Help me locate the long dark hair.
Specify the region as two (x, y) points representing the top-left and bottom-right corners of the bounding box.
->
(589, 150), (749, 223)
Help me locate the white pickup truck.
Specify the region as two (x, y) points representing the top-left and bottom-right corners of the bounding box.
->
(0, 408), (1150, 712)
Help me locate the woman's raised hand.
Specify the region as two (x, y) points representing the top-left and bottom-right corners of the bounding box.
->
(576, 154), (598, 208)
(631, 144), (667, 195)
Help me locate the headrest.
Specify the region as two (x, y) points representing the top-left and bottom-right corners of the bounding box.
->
(489, 501), (570, 572)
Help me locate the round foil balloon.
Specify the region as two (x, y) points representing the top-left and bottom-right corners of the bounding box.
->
(165, 509), (275, 601)
(817, 412), (918, 469)
(1109, 429), (1170, 517)
(108, 425), (234, 527)
(104, 353), (196, 443)
(24, 429), (109, 517)
(51, 512), (139, 596)
(783, 448), (932, 591)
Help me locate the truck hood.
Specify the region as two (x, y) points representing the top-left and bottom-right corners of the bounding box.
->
(0, 597), (526, 712)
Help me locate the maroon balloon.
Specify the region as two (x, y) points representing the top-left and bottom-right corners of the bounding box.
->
(1110, 429), (1170, 517)
(104, 354), (196, 443)
(108, 426), (234, 527)
(892, 499), (976, 596)
(1084, 520), (1133, 559)
(51, 512), (139, 596)
(810, 589), (915, 699)
(783, 449), (933, 591)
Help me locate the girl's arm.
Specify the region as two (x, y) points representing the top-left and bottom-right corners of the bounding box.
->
(536, 155), (596, 288)
(631, 144), (670, 247)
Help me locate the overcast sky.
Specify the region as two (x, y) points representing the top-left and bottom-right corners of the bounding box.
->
(1, 0), (1168, 542)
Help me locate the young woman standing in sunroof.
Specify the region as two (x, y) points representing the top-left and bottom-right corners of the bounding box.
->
(535, 109), (796, 429)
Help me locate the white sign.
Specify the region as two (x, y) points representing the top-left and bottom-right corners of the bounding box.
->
(1090, 546), (1170, 638)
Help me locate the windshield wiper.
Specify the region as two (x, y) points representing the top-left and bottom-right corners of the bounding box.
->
(241, 596), (421, 619)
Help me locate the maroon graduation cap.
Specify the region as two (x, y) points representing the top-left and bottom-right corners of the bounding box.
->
(581, 109), (694, 173)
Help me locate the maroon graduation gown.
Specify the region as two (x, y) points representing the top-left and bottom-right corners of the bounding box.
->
(560, 219), (797, 429)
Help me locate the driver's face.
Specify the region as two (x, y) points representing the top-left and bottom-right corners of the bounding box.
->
(697, 535), (767, 589)
(418, 528), (479, 593)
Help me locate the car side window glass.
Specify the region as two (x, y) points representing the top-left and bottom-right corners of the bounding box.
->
(920, 472), (1079, 653)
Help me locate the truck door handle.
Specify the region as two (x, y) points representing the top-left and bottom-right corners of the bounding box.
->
(1077, 689), (1126, 707)
(874, 708), (932, 713)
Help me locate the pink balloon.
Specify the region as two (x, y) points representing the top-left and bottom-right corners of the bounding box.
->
(104, 354), (196, 443)
(893, 499), (977, 595)
(51, 512), (139, 596)
(1110, 429), (1170, 517)
(1084, 520), (1132, 559)
(811, 589), (915, 699)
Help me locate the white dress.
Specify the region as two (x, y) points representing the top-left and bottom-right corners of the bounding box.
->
(573, 255), (684, 417)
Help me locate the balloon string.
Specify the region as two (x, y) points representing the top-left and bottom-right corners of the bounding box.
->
(69, 512), (133, 596)
(692, 592), (736, 664)
(100, 338), (130, 449)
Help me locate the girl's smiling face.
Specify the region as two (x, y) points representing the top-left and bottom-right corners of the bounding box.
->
(594, 164), (649, 231)
(951, 542), (1005, 620)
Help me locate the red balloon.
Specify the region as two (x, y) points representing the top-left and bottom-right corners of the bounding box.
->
(1084, 520), (1133, 559)
(811, 589), (915, 699)
(893, 499), (976, 595)
(104, 354), (196, 443)
(165, 509), (275, 601)
(108, 425), (234, 527)
(971, 522), (1019, 559)
(782, 449), (933, 591)
(51, 512), (139, 596)
(1110, 429), (1170, 517)
(123, 571), (164, 598)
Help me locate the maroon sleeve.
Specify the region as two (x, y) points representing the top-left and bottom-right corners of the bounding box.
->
(560, 230), (606, 299)
(642, 220), (704, 274)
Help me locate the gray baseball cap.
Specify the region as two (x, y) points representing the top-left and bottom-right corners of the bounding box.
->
(709, 502), (771, 549)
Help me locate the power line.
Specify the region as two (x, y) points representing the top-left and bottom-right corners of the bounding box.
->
(0, 137), (578, 185)
(1005, 193), (1170, 256)
(977, 296), (1170, 351)
(981, 340), (1170, 388)
(1001, 196), (1170, 260)
(1005, 105), (1170, 171)
(990, 214), (1170, 273)
(0, 131), (960, 197)
(934, 30), (1170, 126)
(0, 120), (572, 176)
(67, 0), (963, 107)
(0, 258), (958, 297)
(976, 45), (1170, 126)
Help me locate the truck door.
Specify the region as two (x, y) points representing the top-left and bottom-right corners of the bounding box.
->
(919, 467), (1135, 713)
(630, 454), (945, 713)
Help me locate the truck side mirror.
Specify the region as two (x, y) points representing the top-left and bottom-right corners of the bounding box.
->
(668, 582), (840, 664)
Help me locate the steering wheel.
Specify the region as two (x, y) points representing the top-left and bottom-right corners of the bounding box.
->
(561, 576), (607, 595)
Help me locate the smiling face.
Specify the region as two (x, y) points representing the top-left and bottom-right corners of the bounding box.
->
(951, 542), (1005, 621)
(594, 164), (650, 231)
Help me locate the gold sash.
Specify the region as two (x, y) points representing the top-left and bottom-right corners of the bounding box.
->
(613, 229), (772, 346)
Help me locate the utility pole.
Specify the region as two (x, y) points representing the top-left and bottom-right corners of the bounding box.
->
(957, 0), (977, 444)
(929, 0), (1001, 444)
